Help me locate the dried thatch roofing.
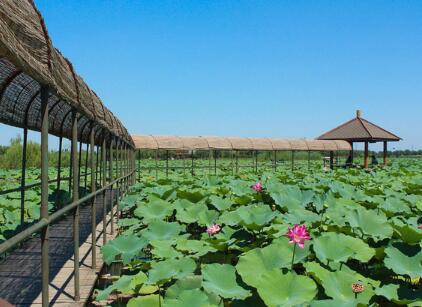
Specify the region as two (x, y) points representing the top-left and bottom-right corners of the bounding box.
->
(318, 111), (401, 142)
(0, 0), (133, 146)
(132, 135), (352, 151)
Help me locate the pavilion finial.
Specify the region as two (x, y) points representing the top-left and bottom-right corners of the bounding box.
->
(356, 110), (362, 118)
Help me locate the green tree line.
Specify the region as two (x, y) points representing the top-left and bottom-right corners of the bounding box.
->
(0, 135), (75, 170)
(1, 135), (420, 169)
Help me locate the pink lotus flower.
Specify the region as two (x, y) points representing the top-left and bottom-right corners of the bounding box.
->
(251, 182), (263, 192)
(286, 224), (311, 249)
(206, 224), (221, 236)
(419, 224), (422, 230)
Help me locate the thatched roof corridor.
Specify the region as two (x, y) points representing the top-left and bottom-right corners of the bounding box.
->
(132, 135), (352, 151)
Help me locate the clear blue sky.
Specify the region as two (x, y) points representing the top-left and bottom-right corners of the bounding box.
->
(1, 0), (421, 150)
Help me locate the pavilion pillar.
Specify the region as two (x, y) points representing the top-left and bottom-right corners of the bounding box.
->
(383, 141), (388, 166)
(329, 151), (334, 170)
(364, 141), (369, 169)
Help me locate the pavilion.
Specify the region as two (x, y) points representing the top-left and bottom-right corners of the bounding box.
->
(317, 110), (401, 168)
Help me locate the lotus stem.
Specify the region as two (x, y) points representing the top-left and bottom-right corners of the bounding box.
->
(291, 243), (297, 269)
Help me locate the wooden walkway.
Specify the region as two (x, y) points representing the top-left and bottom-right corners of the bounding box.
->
(0, 191), (117, 307)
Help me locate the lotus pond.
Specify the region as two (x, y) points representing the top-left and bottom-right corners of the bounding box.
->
(95, 159), (422, 306)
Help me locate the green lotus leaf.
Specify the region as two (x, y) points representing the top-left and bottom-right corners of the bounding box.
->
(263, 223), (289, 238)
(305, 261), (375, 305)
(217, 210), (242, 226)
(345, 207), (393, 241)
(256, 270), (317, 306)
(118, 218), (140, 228)
(147, 185), (176, 199)
(228, 180), (253, 196)
(142, 220), (185, 241)
(177, 189), (206, 202)
(203, 175), (220, 187)
(201, 263), (251, 300)
(148, 257), (196, 284)
(208, 195), (232, 211)
(165, 275), (202, 298)
(120, 194), (139, 210)
(163, 289), (217, 307)
(384, 246), (422, 279)
(139, 284), (159, 295)
(101, 235), (147, 265)
(313, 232), (375, 263)
(393, 223), (422, 244)
(237, 237), (310, 288)
(134, 197), (173, 222)
(173, 199), (196, 212)
(203, 226), (237, 250)
(282, 208), (320, 225)
(127, 294), (162, 307)
(150, 240), (183, 259)
(197, 209), (220, 226)
(380, 197), (411, 214)
(176, 202), (208, 224)
(271, 185), (314, 210)
(310, 299), (360, 307)
(235, 204), (278, 230)
(233, 195), (253, 205)
(95, 271), (147, 301)
(375, 284), (399, 301)
(176, 238), (217, 257)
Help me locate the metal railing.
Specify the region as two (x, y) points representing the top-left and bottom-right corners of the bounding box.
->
(135, 149), (344, 179)
(0, 86), (137, 307)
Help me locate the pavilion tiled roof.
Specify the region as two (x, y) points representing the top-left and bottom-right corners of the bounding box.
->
(317, 111), (401, 142)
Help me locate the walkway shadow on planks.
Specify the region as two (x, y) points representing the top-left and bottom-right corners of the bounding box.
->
(0, 190), (115, 306)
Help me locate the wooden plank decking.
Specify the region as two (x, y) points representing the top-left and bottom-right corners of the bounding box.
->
(0, 191), (118, 307)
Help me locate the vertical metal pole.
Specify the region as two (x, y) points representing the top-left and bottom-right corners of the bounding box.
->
(330, 151), (334, 170)
(97, 145), (101, 187)
(56, 136), (63, 208)
(78, 139), (83, 187)
(69, 139), (73, 194)
(84, 142), (89, 189)
(20, 128), (28, 228)
(116, 142), (120, 223)
(291, 151), (295, 171)
(125, 146), (128, 192)
(214, 150), (217, 175)
(166, 150), (169, 178)
(123, 145), (126, 193)
(109, 139), (114, 235)
(90, 128), (97, 270)
(208, 150), (211, 174)
(191, 151), (194, 175)
(40, 85), (49, 307)
(138, 149), (141, 182)
(235, 151), (239, 174)
(123, 145), (127, 193)
(308, 151), (311, 170)
(71, 110), (80, 301)
(255, 150), (258, 173)
(273, 150), (277, 171)
(102, 137), (107, 245)
(183, 151), (186, 175)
